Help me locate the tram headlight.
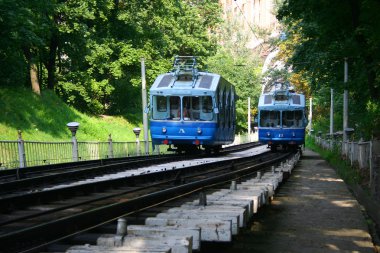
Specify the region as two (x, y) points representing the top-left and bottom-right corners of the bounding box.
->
(197, 127), (202, 134)
(162, 127), (167, 133)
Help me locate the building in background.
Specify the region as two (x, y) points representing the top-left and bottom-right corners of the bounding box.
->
(219, 0), (279, 49)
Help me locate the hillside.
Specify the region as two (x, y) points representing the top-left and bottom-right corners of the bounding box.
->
(0, 87), (143, 142)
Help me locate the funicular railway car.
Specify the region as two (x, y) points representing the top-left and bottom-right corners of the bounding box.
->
(258, 82), (307, 151)
(148, 56), (236, 153)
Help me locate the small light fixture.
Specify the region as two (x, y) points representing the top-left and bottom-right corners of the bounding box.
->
(133, 128), (141, 138)
(67, 122), (80, 137)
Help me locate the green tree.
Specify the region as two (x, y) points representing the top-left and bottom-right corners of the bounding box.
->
(0, 0), (52, 93)
(0, 0), (222, 115)
(54, 0), (222, 114)
(277, 0), (380, 138)
(206, 17), (262, 133)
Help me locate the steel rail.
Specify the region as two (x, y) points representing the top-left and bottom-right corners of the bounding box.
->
(0, 149), (269, 213)
(0, 155), (186, 194)
(0, 151), (290, 253)
(0, 143), (262, 197)
(0, 142), (261, 182)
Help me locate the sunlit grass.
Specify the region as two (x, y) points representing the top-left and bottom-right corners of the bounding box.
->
(0, 87), (144, 142)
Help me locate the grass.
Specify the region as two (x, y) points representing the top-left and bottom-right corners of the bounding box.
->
(306, 136), (363, 186)
(0, 87), (144, 142)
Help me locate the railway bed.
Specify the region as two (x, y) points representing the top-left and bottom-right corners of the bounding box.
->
(42, 149), (378, 253)
(0, 144), (294, 252)
(44, 151), (297, 253)
(0, 142), (262, 213)
(0, 142), (260, 193)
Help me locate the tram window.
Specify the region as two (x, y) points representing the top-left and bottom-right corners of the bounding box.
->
(270, 111), (280, 127)
(157, 96), (167, 112)
(152, 95), (168, 120)
(282, 111), (294, 128)
(191, 97), (200, 120)
(260, 110), (280, 128)
(259, 111), (266, 127)
(170, 96), (179, 109)
(227, 92), (231, 128)
(200, 96), (213, 121)
(282, 110), (303, 127)
(192, 97), (200, 110)
(202, 96), (213, 113)
(182, 97), (191, 120)
(294, 110), (303, 127)
(169, 96), (180, 120)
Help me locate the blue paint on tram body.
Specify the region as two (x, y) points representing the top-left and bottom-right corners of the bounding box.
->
(258, 82), (307, 151)
(147, 56), (236, 152)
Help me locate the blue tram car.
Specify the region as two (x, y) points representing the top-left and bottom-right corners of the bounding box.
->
(148, 56), (236, 153)
(258, 82), (307, 151)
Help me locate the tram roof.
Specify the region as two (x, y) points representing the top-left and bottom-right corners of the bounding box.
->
(258, 92), (306, 109)
(150, 72), (225, 95)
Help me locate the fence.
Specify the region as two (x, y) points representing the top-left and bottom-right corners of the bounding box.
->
(0, 130), (170, 169)
(313, 135), (375, 186)
(0, 132), (254, 170)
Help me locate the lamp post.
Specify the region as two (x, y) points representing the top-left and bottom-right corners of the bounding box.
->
(248, 97), (251, 140)
(17, 130), (26, 168)
(141, 58), (149, 155)
(345, 127), (355, 164)
(329, 88), (334, 149)
(343, 58), (349, 143)
(108, 134), (114, 159)
(133, 127), (141, 156)
(330, 88), (334, 135)
(67, 122), (79, 162)
(308, 97), (313, 134)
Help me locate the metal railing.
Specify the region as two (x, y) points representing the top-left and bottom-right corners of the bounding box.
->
(0, 132), (255, 170)
(0, 129), (171, 169)
(0, 140), (161, 169)
(313, 135), (374, 186)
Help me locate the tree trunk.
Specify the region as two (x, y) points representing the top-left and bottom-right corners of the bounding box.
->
(24, 47), (41, 95)
(30, 62), (41, 95)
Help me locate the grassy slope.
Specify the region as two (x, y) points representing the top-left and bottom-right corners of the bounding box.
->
(0, 87), (144, 142)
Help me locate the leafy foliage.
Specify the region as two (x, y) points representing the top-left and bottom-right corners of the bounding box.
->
(0, 0), (221, 115)
(277, 0), (380, 139)
(1, 0), (267, 135)
(0, 0), (52, 86)
(206, 17), (262, 133)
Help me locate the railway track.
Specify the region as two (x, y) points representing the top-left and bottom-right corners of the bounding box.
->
(0, 143), (288, 253)
(0, 142), (260, 190)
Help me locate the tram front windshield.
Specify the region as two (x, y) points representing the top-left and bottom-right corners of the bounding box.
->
(152, 95), (214, 121)
(260, 111), (281, 128)
(259, 110), (303, 128)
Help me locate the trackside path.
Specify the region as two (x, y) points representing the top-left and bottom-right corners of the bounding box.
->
(205, 149), (376, 252)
